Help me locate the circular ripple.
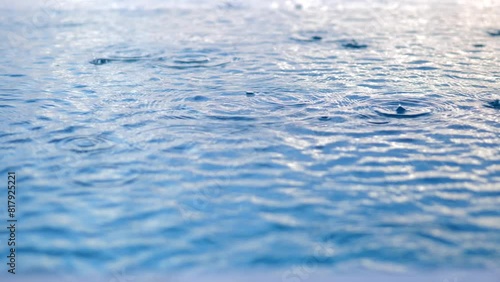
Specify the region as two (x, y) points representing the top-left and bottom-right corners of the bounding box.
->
(90, 46), (164, 65)
(234, 90), (322, 123)
(351, 95), (459, 124)
(160, 50), (233, 69)
(373, 100), (432, 118)
(73, 164), (139, 187)
(51, 136), (114, 153)
(172, 54), (211, 65)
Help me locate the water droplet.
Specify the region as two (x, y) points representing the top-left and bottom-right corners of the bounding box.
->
(396, 105), (406, 114)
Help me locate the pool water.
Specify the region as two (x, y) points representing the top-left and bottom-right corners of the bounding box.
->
(0, 0), (499, 278)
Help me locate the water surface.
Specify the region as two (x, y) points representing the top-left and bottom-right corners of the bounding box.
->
(0, 0), (499, 278)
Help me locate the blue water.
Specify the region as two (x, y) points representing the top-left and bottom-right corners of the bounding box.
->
(0, 0), (499, 279)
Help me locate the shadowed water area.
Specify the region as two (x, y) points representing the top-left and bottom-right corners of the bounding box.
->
(0, 0), (499, 277)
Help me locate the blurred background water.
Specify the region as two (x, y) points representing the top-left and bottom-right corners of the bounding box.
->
(0, 0), (499, 278)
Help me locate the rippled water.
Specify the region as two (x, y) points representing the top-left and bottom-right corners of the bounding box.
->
(0, 0), (499, 278)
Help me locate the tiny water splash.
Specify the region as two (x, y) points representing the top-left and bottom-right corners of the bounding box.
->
(396, 105), (406, 114)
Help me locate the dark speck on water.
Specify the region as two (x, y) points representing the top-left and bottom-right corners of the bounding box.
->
(192, 95), (209, 102)
(487, 99), (500, 108)
(342, 40), (368, 49)
(473, 44), (485, 48)
(90, 58), (112, 65)
(1, 74), (26, 77)
(291, 34), (324, 42)
(246, 91), (255, 97)
(487, 29), (500, 36)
